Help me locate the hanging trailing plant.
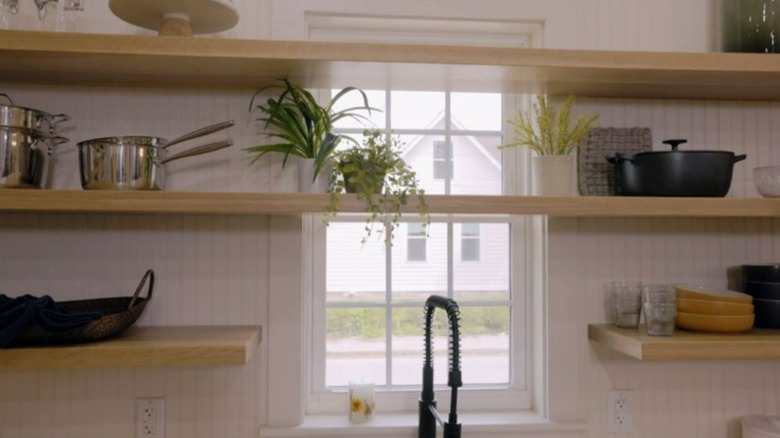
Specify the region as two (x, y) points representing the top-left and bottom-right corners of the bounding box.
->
(326, 129), (429, 245)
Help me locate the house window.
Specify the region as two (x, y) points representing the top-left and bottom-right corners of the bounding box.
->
(308, 87), (529, 414)
(461, 223), (480, 262)
(433, 140), (452, 180)
(407, 222), (427, 261)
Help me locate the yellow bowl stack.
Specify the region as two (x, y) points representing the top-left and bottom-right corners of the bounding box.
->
(675, 285), (754, 333)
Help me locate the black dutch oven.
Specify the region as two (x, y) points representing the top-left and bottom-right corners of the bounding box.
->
(606, 139), (747, 197)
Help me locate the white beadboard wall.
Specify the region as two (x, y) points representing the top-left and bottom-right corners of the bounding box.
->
(3, 1), (779, 438)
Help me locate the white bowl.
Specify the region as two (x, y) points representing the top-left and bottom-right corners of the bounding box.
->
(754, 166), (780, 198)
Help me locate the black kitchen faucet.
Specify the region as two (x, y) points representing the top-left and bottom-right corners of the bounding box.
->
(418, 295), (462, 438)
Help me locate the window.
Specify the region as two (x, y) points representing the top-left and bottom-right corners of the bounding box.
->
(299, 13), (539, 418)
(433, 140), (452, 180)
(461, 223), (480, 262)
(309, 87), (529, 414)
(407, 222), (427, 261)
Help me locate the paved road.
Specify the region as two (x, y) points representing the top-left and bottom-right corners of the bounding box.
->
(326, 334), (510, 386)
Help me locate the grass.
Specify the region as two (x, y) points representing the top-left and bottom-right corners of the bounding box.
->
(326, 305), (510, 339)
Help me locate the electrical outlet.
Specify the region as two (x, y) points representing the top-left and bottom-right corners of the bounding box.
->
(607, 390), (632, 433)
(136, 397), (165, 438)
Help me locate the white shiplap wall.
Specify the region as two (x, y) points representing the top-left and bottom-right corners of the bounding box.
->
(4, 1), (779, 438)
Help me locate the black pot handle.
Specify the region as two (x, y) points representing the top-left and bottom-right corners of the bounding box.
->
(734, 154), (747, 163)
(606, 153), (631, 164)
(662, 139), (688, 151)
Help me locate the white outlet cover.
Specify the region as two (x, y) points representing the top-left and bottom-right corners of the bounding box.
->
(136, 397), (165, 438)
(607, 390), (632, 433)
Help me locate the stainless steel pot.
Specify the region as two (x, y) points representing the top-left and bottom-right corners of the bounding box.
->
(0, 126), (68, 188)
(0, 93), (70, 134)
(77, 137), (233, 190)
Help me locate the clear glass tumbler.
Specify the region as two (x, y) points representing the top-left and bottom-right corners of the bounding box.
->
(608, 281), (643, 328)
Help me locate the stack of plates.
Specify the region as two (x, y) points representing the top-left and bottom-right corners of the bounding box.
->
(675, 285), (754, 333)
(742, 264), (780, 328)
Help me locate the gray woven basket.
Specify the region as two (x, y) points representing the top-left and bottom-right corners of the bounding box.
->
(578, 127), (652, 196)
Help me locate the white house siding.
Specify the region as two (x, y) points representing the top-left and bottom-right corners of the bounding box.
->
(327, 129), (504, 296)
(6, 2), (779, 438)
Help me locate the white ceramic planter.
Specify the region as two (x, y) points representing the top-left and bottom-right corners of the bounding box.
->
(297, 158), (329, 193)
(532, 154), (577, 196)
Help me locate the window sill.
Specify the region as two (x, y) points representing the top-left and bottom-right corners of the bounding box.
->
(259, 411), (587, 438)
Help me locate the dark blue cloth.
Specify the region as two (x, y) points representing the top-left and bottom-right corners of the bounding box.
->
(0, 294), (102, 348)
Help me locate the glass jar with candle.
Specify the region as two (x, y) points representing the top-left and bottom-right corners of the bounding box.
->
(348, 381), (376, 423)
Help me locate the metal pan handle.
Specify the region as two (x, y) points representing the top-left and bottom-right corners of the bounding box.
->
(163, 120), (234, 149)
(159, 140), (233, 165)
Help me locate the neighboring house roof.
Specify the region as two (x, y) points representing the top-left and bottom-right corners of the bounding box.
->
(400, 110), (502, 170)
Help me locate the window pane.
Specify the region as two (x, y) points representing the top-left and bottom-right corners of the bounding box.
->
(331, 89), (386, 129)
(461, 223), (480, 237)
(392, 222), (447, 304)
(407, 222), (426, 236)
(433, 161), (450, 180)
(391, 91), (444, 129)
(392, 308), (449, 386)
(326, 307), (387, 386)
(451, 92), (502, 131)
(460, 306), (510, 384)
(461, 239), (479, 262)
(400, 135), (502, 195)
(454, 223), (510, 302)
(327, 222), (386, 303)
(433, 141), (447, 159)
(392, 306), (510, 386)
(407, 238), (427, 261)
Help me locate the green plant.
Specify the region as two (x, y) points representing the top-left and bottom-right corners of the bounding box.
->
(327, 129), (429, 244)
(500, 95), (599, 156)
(245, 78), (375, 181)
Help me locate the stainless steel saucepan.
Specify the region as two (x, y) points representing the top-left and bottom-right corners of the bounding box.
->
(76, 120), (234, 190)
(77, 137), (233, 190)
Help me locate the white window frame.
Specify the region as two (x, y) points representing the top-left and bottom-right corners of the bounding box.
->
(307, 75), (528, 416)
(261, 10), (588, 437)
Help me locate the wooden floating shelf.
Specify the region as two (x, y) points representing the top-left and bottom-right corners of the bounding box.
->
(2, 30), (780, 100)
(2, 190), (780, 218)
(0, 325), (261, 370)
(588, 324), (780, 361)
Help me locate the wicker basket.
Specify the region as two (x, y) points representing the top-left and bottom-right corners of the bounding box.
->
(578, 127), (652, 196)
(9, 270), (154, 347)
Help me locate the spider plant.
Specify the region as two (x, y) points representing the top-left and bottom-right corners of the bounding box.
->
(245, 78), (375, 181)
